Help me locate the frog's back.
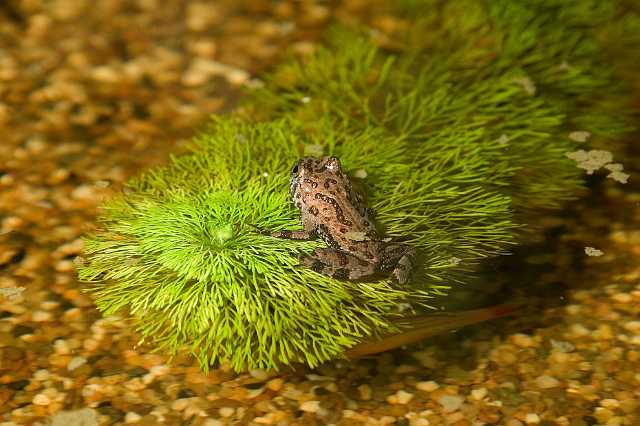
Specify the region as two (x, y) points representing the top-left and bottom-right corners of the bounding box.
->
(311, 174), (379, 248)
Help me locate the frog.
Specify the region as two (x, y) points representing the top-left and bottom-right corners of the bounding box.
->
(267, 156), (416, 284)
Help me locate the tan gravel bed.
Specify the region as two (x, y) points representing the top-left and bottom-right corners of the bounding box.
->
(1, 1), (639, 425)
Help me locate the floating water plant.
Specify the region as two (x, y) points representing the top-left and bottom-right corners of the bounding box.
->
(78, 0), (637, 372)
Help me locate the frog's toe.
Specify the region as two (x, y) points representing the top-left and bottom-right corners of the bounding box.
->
(332, 268), (350, 280)
(299, 255), (326, 273)
(392, 263), (412, 284)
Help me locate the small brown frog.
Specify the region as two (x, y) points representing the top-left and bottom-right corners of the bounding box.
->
(268, 156), (415, 284)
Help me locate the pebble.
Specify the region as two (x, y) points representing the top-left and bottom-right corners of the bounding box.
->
(595, 324), (614, 339)
(218, 407), (234, 417)
(415, 381), (439, 392)
(171, 398), (190, 411)
(569, 324), (591, 337)
(149, 364), (169, 376)
(623, 321), (640, 333)
(512, 333), (535, 347)
(535, 375), (560, 389)
(612, 293), (632, 303)
(357, 384), (372, 400)
(249, 368), (270, 381)
(67, 356), (87, 371)
(54, 339), (71, 355)
(299, 400), (321, 413)
(438, 395), (463, 412)
(525, 413), (540, 424)
(387, 390), (414, 405)
(124, 412), (142, 423)
(32, 311), (53, 322)
(550, 339), (575, 353)
(600, 398), (620, 409)
(470, 387), (487, 401)
(70, 185), (98, 201)
(32, 393), (51, 405)
(33, 369), (50, 381)
(49, 409), (97, 426)
(266, 377), (284, 391)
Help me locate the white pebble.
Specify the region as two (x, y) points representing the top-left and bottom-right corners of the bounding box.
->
(584, 247), (604, 257)
(439, 395), (464, 412)
(124, 412), (142, 423)
(67, 356), (87, 371)
(32, 393), (51, 405)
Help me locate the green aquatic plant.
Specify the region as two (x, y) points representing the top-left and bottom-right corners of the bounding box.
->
(78, 0), (636, 371)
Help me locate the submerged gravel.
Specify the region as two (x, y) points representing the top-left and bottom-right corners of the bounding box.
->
(1, 1), (639, 425)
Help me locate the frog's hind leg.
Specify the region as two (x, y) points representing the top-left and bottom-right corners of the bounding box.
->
(380, 244), (416, 285)
(300, 248), (377, 281)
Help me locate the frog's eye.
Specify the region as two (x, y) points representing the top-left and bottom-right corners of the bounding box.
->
(325, 156), (341, 171)
(291, 164), (299, 175)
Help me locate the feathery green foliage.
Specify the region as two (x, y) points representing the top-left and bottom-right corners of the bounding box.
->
(78, 0), (636, 371)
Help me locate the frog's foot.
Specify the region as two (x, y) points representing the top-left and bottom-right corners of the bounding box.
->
(300, 249), (376, 281)
(380, 244), (416, 285)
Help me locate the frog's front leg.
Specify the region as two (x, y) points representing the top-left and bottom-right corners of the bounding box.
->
(300, 248), (377, 280)
(269, 229), (314, 240)
(380, 243), (416, 284)
(265, 215), (316, 240)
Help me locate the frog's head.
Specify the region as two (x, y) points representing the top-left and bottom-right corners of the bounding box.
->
(288, 156), (344, 206)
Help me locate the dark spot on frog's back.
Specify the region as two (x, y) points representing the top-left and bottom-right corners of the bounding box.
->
(324, 178), (338, 189)
(304, 178), (318, 188)
(309, 206), (319, 216)
(305, 159), (315, 170)
(339, 227), (347, 234)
